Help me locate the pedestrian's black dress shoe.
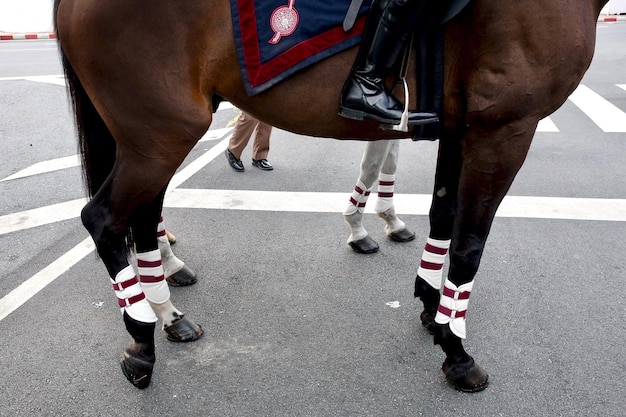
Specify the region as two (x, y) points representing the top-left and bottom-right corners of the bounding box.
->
(225, 149), (244, 172)
(252, 159), (273, 171)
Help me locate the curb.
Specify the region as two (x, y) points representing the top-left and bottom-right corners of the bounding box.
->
(0, 32), (56, 41)
(598, 14), (626, 22)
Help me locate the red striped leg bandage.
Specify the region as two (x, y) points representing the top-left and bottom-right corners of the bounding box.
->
(156, 217), (184, 276)
(137, 249), (170, 304)
(111, 265), (157, 323)
(434, 278), (474, 339)
(374, 173), (395, 213)
(417, 238), (451, 289)
(343, 180), (371, 215)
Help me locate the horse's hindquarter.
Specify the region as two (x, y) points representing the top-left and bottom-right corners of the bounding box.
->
(56, 0), (233, 146)
(444, 0), (600, 133)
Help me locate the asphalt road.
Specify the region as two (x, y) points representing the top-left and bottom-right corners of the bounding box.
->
(0, 22), (625, 417)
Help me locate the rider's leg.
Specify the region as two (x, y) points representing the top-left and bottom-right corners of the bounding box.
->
(340, 0), (438, 125)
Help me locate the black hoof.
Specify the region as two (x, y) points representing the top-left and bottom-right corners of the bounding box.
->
(420, 310), (437, 334)
(388, 228), (416, 242)
(349, 236), (379, 254)
(164, 315), (204, 342)
(166, 265), (197, 287)
(442, 357), (489, 392)
(120, 347), (154, 389)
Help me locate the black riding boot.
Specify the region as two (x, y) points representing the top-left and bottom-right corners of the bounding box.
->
(340, 0), (437, 126)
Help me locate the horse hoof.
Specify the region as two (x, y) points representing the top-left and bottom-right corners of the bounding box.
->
(120, 349), (154, 389)
(349, 236), (379, 254)
(442, 358), (489, 392)
(420, 310), (437, 334)
(165, 265), (197, 287)
(164, 315), (204, 342)
(387, 228), (416, 242)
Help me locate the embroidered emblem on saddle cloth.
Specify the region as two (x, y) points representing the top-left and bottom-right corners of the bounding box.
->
(229, 0), (371, 96)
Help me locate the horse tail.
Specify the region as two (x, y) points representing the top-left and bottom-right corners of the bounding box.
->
(54, 0), (116, 198)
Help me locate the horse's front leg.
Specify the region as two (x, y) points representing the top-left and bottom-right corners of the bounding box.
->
(414, 138), (460, 334)
(344, 139), (413, 253)
(421, 122), (535, 392)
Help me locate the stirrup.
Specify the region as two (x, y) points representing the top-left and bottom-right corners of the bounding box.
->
(380, 77), (410, 132)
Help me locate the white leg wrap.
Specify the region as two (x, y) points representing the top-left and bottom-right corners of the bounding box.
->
(434, 278), (474, 339)
(417, 238), (451, 290)
(374, 173), (395, 214)
(137, 249), (170, 305)
(112, 265), (157, 323)
(343, 180), (370, 216)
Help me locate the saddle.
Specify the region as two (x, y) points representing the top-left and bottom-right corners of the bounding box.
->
(217, 0), (471, 140)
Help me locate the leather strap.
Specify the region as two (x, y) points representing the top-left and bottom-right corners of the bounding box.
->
(343, 0), (364, 32)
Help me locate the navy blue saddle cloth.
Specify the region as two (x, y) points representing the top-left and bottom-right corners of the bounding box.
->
(230, 0), (370, 96)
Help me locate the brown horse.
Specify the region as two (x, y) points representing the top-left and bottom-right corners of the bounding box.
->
(53, 0), (608, 391)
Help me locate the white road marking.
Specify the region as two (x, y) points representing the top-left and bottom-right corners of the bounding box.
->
(0, 198), (87, 235)
(1, 155), (80, 182)
(568, 84), (626, 132)
(164, 189), (626, 222)
(0, 237), (95, 322)
(536, 117), (559, 132)
(198, 127), (234, 142)
(0, 74), (66, 86)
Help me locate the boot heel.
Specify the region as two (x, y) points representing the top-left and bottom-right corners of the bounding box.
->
(339, 107), (366, 121)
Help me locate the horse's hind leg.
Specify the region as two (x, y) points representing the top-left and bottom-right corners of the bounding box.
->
(374, 140), (415, 243)
(131, 190), (203, 343)
(81, 189), (159, 389)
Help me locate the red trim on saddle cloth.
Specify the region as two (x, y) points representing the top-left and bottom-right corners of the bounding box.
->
(237, 0), (366, 89)
(117, 292), (146, 308)
(442, 285), (471, 300)
(424, 242), (448, 255)
(437, 304), (466, 319)
(112, 276), (139, 291)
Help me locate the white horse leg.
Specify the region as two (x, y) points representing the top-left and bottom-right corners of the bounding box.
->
(157, 216), (197, 286)
(374, 140), (415, 242)
(344, 140), (391, 254)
